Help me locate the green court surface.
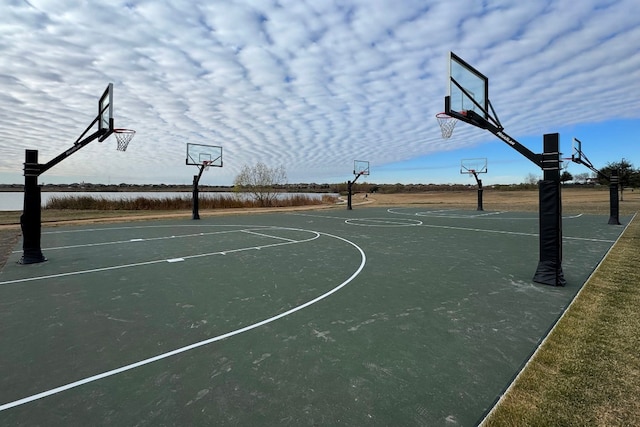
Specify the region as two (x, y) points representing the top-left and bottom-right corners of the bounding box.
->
(0, 207), (631, 426)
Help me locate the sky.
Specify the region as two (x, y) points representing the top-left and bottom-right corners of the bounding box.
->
(1, 0), (639, 187)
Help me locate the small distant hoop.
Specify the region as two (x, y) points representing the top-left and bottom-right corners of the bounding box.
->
(113, 128), (136, 152)
(436, 112), (457, 139)
(202, 160), (213, 171)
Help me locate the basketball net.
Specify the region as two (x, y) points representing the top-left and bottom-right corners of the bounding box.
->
(436, 112), (457, 139)
(113, 129), (136, 152)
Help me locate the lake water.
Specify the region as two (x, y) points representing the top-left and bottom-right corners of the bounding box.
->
(0, 192), (335, 211)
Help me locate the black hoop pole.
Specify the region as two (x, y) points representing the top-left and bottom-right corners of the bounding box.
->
(571, 147), (622, 225)
(347, 172), (365, 210)
(192, 174), (200, 220)
(471, 171), (484, 211)
(20, 122), (105, 264)
(191, 163), (208, 220)
(533, 133), (566, 286)
(608, 169), (621, 225)
(20, 150), (46, 264)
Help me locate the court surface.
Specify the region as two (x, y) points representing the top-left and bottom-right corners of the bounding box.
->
(0, 207), (631, 426)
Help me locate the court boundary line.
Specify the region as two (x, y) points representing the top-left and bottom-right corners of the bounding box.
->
(0, 230), (367, 412)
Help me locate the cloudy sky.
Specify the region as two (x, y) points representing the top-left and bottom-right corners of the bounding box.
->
(1, 0), (639, 186)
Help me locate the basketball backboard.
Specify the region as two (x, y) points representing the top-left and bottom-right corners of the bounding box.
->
(572, 138), (583, 163)
(186, 143), (223, 167)
(460, 158), (488, 175)
(446, 52), (489, 120)
(354, 160), (370, 176)
(97, 83), (114, 142)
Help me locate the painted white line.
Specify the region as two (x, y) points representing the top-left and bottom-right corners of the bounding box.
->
(0, 230), (320, 286)
(0, 231), (366, 412)
(42, 224), (272, 235)
(240, 230), (298, 242)
(166, 258), (184, 263)
(13, 226), (281, 254)
(289, 212), (353, 221)
(344, 218), (422, 227)
(419, 222), (539, 237)
(290, 211), (614, 242)
(564, 236), (616, 243)
(416, 222), (616, 242)
(387, 208), (584, 220)
(291, 212), (424, 226)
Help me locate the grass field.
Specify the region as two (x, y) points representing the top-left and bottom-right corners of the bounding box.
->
(1, 187), (639, 425)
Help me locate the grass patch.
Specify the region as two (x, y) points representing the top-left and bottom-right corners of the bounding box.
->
(482, 214), (640, 426)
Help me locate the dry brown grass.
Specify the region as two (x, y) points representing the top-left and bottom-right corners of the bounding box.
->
(366, 187), (640, 216)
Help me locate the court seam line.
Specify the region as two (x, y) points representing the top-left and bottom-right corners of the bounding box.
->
(0, 231), (366, 412)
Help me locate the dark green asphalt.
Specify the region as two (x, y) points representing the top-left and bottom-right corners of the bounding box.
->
(0, 208), (630, 425)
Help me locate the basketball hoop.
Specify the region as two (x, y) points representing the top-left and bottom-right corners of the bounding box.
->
(113, 129), (135, 151)
(203, 160), (213, 171)
(436, 112), (457, 139)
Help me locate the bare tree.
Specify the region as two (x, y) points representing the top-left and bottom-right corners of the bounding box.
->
(233, 162), (287, 207)
(524, 172), (540, 185)
(560, 171), (573, 184)
(573, 172), (590, 184)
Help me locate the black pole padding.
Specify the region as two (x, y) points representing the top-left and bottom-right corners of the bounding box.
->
(533, 180), (565, 286)
(192, 174), (200, 220)
(347, 180), (353, 210)
(20, 150), (47, 264)
(608, 169), (621, 225)
(533, 133), (565, 286)
(475, 175), (483, 211)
